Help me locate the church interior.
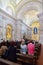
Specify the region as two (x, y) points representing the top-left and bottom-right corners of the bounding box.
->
(0, 0), (43, 65)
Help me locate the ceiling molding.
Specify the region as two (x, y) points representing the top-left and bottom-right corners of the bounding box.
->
(15, 1), (42, 19)
(16, 0), (42, 13)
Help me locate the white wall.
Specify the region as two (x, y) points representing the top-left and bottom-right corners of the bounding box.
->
(0, 9), (16, 42)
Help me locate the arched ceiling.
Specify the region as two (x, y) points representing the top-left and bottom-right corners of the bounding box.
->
(0, 0), (42, 26)
(16, 0), (42, 13)
(15, 0), (42, 17)
(0, 0), (23, 16)
(15, 0), (42, 26)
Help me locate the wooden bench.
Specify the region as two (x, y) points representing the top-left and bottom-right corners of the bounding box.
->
(0, 58), (21, 65)
(35, 43), (41, 55)
(17, 53), (36, 65)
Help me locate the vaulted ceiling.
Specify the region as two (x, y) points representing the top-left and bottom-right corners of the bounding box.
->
(0, 0), (42, 26)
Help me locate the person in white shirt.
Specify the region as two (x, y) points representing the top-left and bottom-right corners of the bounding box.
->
(20, 39), (27, 54)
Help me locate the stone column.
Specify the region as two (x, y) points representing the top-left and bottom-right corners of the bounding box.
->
(16, 20), (22, 41)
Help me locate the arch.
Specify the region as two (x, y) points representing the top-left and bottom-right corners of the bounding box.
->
(16, 1), (42, 17)
(15, 1), (42, 27)
(6, 4), (15, 15)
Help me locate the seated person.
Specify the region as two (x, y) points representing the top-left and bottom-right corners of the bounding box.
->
(1, 42), (8, 56)
(20, 39), (27, 54)
(5, 42), (17, 62)
(27, 42), (35, 55)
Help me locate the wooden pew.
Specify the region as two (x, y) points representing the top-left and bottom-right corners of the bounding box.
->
(17, 53), (36, 65)
(34, 43), (41, 59)
(0, 58), (21, 65)
(35, 43), (41, 55)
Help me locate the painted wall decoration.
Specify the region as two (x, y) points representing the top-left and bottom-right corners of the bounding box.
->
(30, 20), (40, 41)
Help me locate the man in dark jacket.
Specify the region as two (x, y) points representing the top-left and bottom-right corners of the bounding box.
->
(6, 42), (17, 62)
